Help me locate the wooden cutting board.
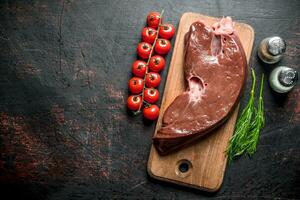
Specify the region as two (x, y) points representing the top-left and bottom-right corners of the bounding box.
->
(147, 12), (254, 192)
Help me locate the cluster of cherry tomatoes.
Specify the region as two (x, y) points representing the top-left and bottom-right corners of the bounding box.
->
(127, 11), (175, 120)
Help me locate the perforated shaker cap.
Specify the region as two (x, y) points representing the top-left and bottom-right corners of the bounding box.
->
(278, 68), (298, 87)
(267, 36), (286, 56)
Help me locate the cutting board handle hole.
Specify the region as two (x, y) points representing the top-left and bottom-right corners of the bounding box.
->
(179, 162), (189, 173)
(175, 159), (192, 178)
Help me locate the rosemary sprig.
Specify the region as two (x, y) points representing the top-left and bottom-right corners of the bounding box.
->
(226, 68), (256, 162)
(226, 69), (265, 162)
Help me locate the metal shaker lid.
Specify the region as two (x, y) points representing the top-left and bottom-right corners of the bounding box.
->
(278, 68), (298, 87)
(267, 36), (286, 56)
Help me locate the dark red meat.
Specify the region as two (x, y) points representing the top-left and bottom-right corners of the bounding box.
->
(153, 17), (247, 155)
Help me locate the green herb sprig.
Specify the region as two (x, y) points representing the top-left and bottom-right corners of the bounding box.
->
(226, 68), (265, 162)
(244, 74), (265, 155)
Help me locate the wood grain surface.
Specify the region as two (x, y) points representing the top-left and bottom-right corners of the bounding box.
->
(148, 12), (254, 192)
(0, 0), (299, 199)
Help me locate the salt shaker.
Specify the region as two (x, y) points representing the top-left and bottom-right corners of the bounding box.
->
(258, 36), (286, 64)
(269, 66), (298, 93)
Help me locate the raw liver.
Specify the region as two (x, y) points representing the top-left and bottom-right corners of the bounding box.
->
(153, 17), (247, 155)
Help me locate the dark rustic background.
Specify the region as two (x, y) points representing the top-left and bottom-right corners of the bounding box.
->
(0, 0), (299, 199)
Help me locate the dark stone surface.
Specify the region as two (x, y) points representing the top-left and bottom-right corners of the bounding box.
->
(0, 0), (299, 199)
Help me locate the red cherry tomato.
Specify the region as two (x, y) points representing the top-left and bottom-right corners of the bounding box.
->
(137, 42), (152, 59)
(128, 77), (144, 94)
(149, 55), (165, 72)
(145, 72), (161, 88)
(127, 95), (142, 111)
(132, 60), (147, 77)
(147, 12), (161, 29)
(144, 88), (159, 103)
(142, 27), (157, 44)
(159, 24), (175, 39)
(155, 39), (171, 55)
(143, 105), (160, 120)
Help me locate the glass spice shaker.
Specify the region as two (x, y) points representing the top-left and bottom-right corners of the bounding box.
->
(258, 36), (286, 64)
(269, 66), (298, 93)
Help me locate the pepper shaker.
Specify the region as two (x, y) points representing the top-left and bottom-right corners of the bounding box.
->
(269, 66), (298, 93)
(258, 36), (286, 64)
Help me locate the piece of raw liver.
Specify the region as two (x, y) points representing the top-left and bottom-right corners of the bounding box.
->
(153, 17), (247, 155)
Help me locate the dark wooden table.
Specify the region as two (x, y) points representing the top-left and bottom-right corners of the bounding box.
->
(0, 0), (299, 199)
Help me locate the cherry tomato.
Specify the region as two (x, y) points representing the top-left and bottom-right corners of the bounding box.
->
(143, 105), (160, 120)
(144, 88), (159, 103)
(159, 24), (175, 39)
(155, 39), (171, 55)
(149, 55), (165, 72)
(132, 60), (147, 78)
(145, 72), (161, 88)
(127, 95), (142, 111)
(147, 12), (161, 29)
(142, 27), (157, 44)
(137, 42), (152, 59)
(128, 77), (144, 94)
